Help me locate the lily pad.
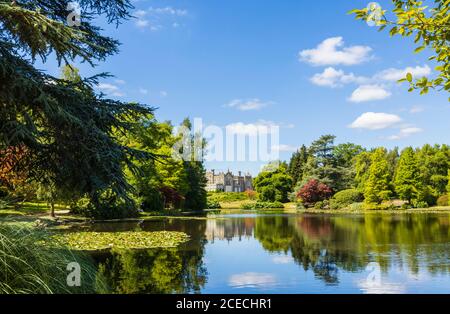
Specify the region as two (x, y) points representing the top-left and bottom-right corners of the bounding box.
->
(51, 231), (189, 251)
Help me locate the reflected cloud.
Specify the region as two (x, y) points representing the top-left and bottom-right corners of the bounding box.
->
(229, 272), (277, 289)
(272, 255), (294, 265)
(357, 279), (406, 294)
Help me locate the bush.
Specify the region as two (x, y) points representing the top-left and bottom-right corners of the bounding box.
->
(330, 189), (364, 209)
(416, 186), (437, 206)
(206, 200), (221, 209)
(413, 201), (429, 209)
(314, 201), (324, 209)
(71, 190), (139, 219)
(437, 195), (449, 206)
(297, 179), (333, 207)
(348, 202), (364, 211)
(240, 201), (284, 210)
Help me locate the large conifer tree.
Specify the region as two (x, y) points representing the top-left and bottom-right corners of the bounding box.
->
(0, 1), (154, 214)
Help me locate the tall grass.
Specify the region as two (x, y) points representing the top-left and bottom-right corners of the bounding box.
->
(0, 222), (103, 294)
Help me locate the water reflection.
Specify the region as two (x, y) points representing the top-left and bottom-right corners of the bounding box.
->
(88, 213), (450, 293)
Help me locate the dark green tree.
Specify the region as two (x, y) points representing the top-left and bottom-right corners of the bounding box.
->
(0, 1), (154, 217)
(288, 145), (308, 187)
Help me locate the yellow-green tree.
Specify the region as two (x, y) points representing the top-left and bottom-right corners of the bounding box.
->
(350, 0), (450, 98)
(364, 148), (392, 205)
(394, 147), (421, 204)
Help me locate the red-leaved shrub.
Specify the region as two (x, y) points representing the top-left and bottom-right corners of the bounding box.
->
(297, 179), (333, 207)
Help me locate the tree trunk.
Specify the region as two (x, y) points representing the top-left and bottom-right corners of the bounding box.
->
(50, 202), (55, 218)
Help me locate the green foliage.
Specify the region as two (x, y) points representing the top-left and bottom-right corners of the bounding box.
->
(240, 201), (284, 210)
(0, 223), (101, 293)
(206, 200), (221, 209)
(350, 0), (450, 98)
(253, 162), (293, 203)
(447, 169), (450, 200)
(70, 190), (139, 220)
(364, 148), (392, 204)
(330, 189), (364, 209)
(394, 147), (421, 203)
(288, 145), (308, 187)
(0, 1), (155, 218)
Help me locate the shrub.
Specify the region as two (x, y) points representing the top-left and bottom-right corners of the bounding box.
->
(206, 200), (221, 209)
(314, 201), (324, 209)
(437, 195), (449, 207)
(348, 202), (364, 211)
(416, 186), (437, 206)
(330, 189), (364, 209)
(297, 179), (332, 207)
(71, 190), (139, 219)
(244, 189), (257, 200)
(259, 186), (277, 202)
(413, 201), (429, 209)
(240, 201), (284, 210)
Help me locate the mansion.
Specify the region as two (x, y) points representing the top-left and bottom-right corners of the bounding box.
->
(206, 170), (253, 193)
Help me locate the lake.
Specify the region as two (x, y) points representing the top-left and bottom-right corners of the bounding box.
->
(87, 212), (450, 294)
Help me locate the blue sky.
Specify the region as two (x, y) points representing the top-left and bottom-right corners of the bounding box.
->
(40, 0), (449, 175)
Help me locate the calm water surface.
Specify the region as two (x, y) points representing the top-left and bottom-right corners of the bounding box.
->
(86, 213), (450, 294)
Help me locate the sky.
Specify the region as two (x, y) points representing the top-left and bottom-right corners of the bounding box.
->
(40, 0), (450, 175)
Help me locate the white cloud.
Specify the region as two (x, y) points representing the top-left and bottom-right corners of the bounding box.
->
(271, 144), (297, 153)
(148, 6), (188, 16)
(135, 19), (150, 28)
(410, 105), (424, 114)
(387, 127), (423, 140)
(272, 255), (294, 264)
(228, 272), (277, 289)
(97, 83), (125, 97)
(225, 99), (273, 111)
(348, 85), (391, 103)
(114, 79), (126, 85)
(139, 88), (148, 95)
(226, 120), (280, 136)
(349, 112), (402, 130)
(299, 37), (372, 66)
(310, 67), (368, 87)
(376, 64), (431, 81)
(134, 6), (188, 31)
(160, 90), (168, 97)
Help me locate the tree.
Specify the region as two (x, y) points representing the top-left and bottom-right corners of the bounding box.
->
(254, 162), (293, 203)
(350, 0), (450, 97)
(394, 147), (421, 204)
(334, 143), (364, 168)
(447, 169), (450, 205)
(0, 1), (155, 217)
(296, 179), (333, 207)
(354, 151), (373, 192)
(288, 145), (308, 187)
(178, 118), (207, 211)
(364, 148), (392, 204)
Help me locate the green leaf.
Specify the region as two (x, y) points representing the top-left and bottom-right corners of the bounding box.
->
(406, 73), (413, 82)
